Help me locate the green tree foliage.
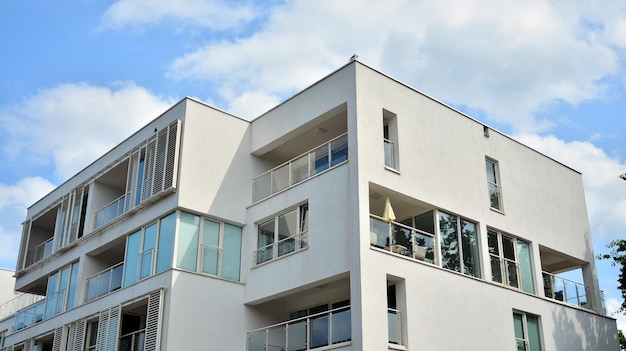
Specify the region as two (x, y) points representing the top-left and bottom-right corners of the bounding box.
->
(619, 329), (626, 350)
(598, 239), (626, 313)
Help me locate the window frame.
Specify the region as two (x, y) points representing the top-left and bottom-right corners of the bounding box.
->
(486, 158), (504, 211)
(255, 203), (309, 265)
(488, 228), (534, 293)
(513, 311), (542, 351)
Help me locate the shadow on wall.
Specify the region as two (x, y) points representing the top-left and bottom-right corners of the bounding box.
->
(551, 306), (618, 351)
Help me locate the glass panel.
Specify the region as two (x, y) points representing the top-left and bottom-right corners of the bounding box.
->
(507, 261), (519, 288)
(502, 236), (515, 260)
(139, 249), (153, 279)
(439, 212), (460, 273)
(331, 308), (351, 344)
(253, 172), (271, 202)
(513, 312), (524, 338)
(111, 264), (123, 291)
(257, 219), (275, 264)
(300, 204), (309, 233)
(123, 231), (141, 287)
(201, 245), (219, 275)
(384, 139), (394, 168)
(486, 160), (497, 183)
(413, 231), (435, 263)
(156, 212), (176, 273)
(388, 309), (401, 344)
(311, 145), (330, 175)
(144, 223), (157, 251)
(517, 240), (534, 293)
(272, 163), (290, 193)
(222, 224), (242, 281)
(310, 314), (329, 348)
(487, 230), (499, 255)
(461, 220), (480, 277)
(491, 256), (503, 283)
(291, 154), (310, 184)
(177, 212), (199, 271)
(330, 136), (348, 166)
(370, 217), (389, 248)
(489, 184), (502, 209)
(267, 326), (286, 351)
(202, 219), (220, 275)
(526, 315), (542, 351)
(287, 320), (307, 350)
(44, 271), (59, 319)
(391, 223), (411, 257)
(66, 263), (79, 310)
(278, 210), (297, 256)
(248, 330), (266, 351)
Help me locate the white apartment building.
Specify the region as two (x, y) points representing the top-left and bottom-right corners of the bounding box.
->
(0, 60), (619, 351)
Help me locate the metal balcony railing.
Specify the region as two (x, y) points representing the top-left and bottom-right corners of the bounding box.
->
(388, 308), (402, 345)
(119, 329), (145, 351)
(13, 299), (45, 331)
(542, 271), (588, 308)
(24, 237), (54, 267)
(0, 293), (45, 321)
(370, 215), (436, 264)
(86, 262), (124, 301)
(252, 134), (348, 202)
(95, 194), (126, 228)
(384, 138), (395, 169)
(253, 231), (308, 266)
(247, 306), (351, 351)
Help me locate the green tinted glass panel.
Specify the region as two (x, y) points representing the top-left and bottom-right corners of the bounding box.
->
(156, 212), (176, 273)
(177, 212), (199, 271)
(222, 224), (242, 281)
(517, 239), (534, 293)
(123, 231), (141, 287)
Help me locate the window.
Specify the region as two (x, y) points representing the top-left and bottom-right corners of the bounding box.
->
(175, 211), (243, 281)
(123, 212), (176, 287)
(486, 158), (503, 211)
(513, 311), (542, 351)
(383, 110), (398, 170)
(438, 211), (481, 277)
(488, 229), (534, 293)
(255, 204), (309, 265)
(85, 320), (98, 351)
(44, 262), (79, 319)
(0, 330), (6, 348)
(288, 299), (351, 348)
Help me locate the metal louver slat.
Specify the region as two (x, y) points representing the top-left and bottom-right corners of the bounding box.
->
(125, 151), (139, 211)
(164, 120), (181, 191)
(144, 289), (164, 351)
(51, 327), (63, 351)
(72, 319), (86, 351)
(153, 128), (168, 195)
(96, 309), (110, 351)
(142, 138), (156, 202)
(21, 339), (32, 351)
(106, 306), (121, 351)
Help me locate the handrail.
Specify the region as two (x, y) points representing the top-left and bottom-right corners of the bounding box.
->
(542, 271), (588, 308)
(13, 298), (46, 331)
(25, 237), (54, 267)
(86, 262), (124, 301)
(370, 214), (435, 239)
(252, 133), (348, 202)
(253, 231), (308, 265)
(95, 193), (126, 228)
(0, 293), (45, 321)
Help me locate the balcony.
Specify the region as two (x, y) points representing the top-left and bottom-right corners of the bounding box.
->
(119, 329), (145, 351)
(95, 194), (126, 229)
(248, 305), (351, 351)
(24, 237), (54, 267)
(13, 299), (45, 331)
(542, 271), (588, 308)
(384, 138), (395, 169)
(388, 308), (402, 345)
(253, 231), (308, 266)
(370, 215), (436, 264)
(86, 262), (124, 301)
(0, 293), (45, 322)
(253, 134), (348, 202)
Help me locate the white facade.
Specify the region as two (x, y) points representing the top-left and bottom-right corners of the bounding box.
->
(1, 61), (618, 351)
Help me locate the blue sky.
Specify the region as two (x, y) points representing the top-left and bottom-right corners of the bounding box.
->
(1, 0), (625, 328)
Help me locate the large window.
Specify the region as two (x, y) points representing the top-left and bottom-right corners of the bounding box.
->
(513, 311), (542, 351)
(256, 204), (309, 265)
(123, 212), (176, 287)
(44, 262), (79, 319)
(438, 211), (481, 277)
(486, 158), (503, 211)
(383, 110), (399, 170)
(488, 229), (534, 293)
(176, 211), (243, 281)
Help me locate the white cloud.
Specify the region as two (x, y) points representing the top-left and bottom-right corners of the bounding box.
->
(606, 297), (626, 331)
(100, 0), (259, 31)
(1, 82), (173, 181)
(513, 134), (626, 239)
(167, 0), (624, 131)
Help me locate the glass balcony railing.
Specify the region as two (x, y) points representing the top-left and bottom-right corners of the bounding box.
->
(13, 299), (45, 331)
(253, 231), (308, 266)
(253, 134), (348, 202)
(119, 329), (145, 351)
(542, 271), (588, 309)
(24, 237), (54, 267)
(86, 262), (124, 301)
(0, 293), (45, 321)
(248, 306), (351, 351)
(388, 308), (402, 345)
(370, 215), (436, 264)
(384, 138), (395, 169)
(95, 194), (126, 228)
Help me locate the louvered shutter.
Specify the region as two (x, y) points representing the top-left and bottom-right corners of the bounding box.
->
(51, 327), (63, 351)
(21, 340), (32, 351)
(17, 219), (31, 269)
(142, 138), (156, 202)
(164, 120), (181, 191)
(71, 319), (86, 351)
(144, 289), (164, 351)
